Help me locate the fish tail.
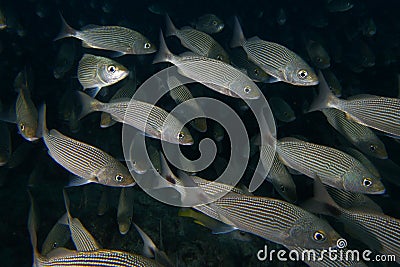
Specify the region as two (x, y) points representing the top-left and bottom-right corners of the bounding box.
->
(133, 223), (157, 258)
(230, 16), (246, 48)
(308, 70), (338, 112)
(54, 13), (77, 41)
(153, 30), (173, 64)
(37, 104), (48, 139)
(27, 190), (40, 265)
(301, 175), (342, 217)
(164, 14), (177, 37)
(77, 91), (103, 120)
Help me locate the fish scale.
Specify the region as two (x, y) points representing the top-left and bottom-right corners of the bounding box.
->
(338, 96), (400, 137)
(36, 250), (163, 267)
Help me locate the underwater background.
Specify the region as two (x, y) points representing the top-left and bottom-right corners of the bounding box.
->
(0, 0), (400, 266)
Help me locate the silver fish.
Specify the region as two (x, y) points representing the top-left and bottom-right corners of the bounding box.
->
(14, 68), (38, 141)
(153, 30), (260, 100)
(193, 14), (224, 34)
(38, 104), (135, 187)
(231, 17), (318, 86)
(41, 213), (70, 256)
(322, 108), (387, 159)
(55, 14), (157, 55)
(276, 137), (385, 194)
(117, 187), (135, 235)
(269, 97), (296, 123)
(77, 54), (129, 98)
(165, 15), (229, 63)
(77, 91), (193, 145)
(304, 176), (400, 263)
(310, 70), (400, 139)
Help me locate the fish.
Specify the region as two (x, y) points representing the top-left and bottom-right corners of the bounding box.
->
(168, 75), (207, 132)
(321, 68), (342, 97)
(206, 192), (341, 249)
(41, 213), (70, 256)
(153, 30), (260, 100)
(231, 17), (319, 86)
(100, 71), (137, 128)
(322, 108), (387, 159)
(77, 91), (193, 145)
(37, 104), (135, 187)
(117, 187), (135, 235)
(269, 97), (296, 123)
(276, 137), (385, 194)
(229, 48), (274, 83)
(178, 208), (252, 242)
(309, 70), (400, 139)
(77, 54), (129, 98)
(53, 40), (76, 79)
(276, 8), (287, 26)
(193, 14), (224, 34)
(14, 68), (39, 141)
(0, 8), (6, 29)
(165, 15), (229, 63)
(303, 176), (400, 263)
(28, 191), (165, 267)
(55, 14), (157, 55)
(361, 18), (376, 37)
(305, 40), (331, 69)
(0, 122), (11, 166)
(97, 187), (109, 216)
(326, 0), (354, 12)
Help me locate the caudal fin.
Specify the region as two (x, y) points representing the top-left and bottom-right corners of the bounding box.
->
(230, 16), (246, 48)
(153, 30), (174, 64)
(308, 70), (337, 112)
(164, 14), (178, 37)
(54, 13), (77, 41)
(76, 91), (103, 120)
(27, 190), (40, 264)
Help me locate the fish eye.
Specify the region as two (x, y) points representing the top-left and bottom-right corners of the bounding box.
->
(363, 178), (373, 187)
(280, 185), (285, 192)
(107, 65), (116, 73)
(313, 231), (326, 242)
(178, 131), (185, 140)
(115, 174), (124, 182)
(316, 57), (322, 62)
(297, 69), (308, 79)
(244, 85), (251, 94)
(212, 20), (218, 26)
(216, 55), (223, 61)
(369, 145), (376, 152)
(144, 42), (151, 49)
(19, 123), (25, 131)
(253, 69), (259, 75)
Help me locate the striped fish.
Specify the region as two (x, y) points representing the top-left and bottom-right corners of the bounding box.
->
(168, 75), (207, 132)
(117, 187), (135, 235)
(28, 192), (164, 267)
(78, 54), (129, 98)
(276, 137), (385, 194)
(38, 104), (135, 187)
(55, 14), (156, 55)
(14, 68), (38, 141)
(165, 15), (229, 63)
(77, 91), (193, 145)
(231, 17), (318, 86)
(209, 193), (341, 250)
(41, 213), (70, 256)
(322, 108), (387, 159)
(304, 177), (400, 264)
(153, 30), (260, 100)
(310, 70), (400, 139)
(101, 72), (137, 128)
(230, 47), (273, 83)
(339, 147), (380, 178)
